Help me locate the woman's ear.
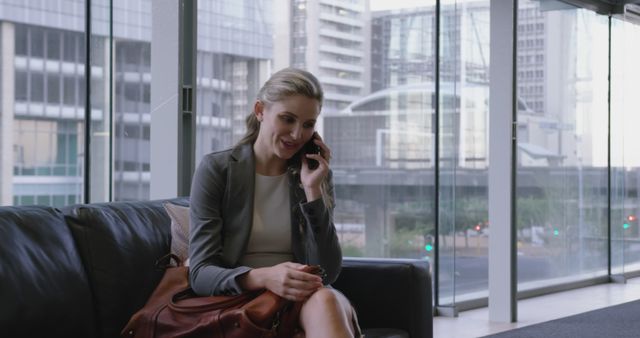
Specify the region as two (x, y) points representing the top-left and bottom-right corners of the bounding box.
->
(254, 100), (264, 122)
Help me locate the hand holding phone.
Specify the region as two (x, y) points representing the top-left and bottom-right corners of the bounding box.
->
(303, 265), (327, 279)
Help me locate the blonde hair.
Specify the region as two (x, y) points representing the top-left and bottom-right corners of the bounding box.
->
(239, 67), (323, 145)
(238, 67), (333, 208)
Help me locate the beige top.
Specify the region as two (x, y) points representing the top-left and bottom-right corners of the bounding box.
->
(238, 173), (293, 268)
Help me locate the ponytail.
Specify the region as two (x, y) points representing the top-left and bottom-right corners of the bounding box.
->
(238, 112), (260, 145)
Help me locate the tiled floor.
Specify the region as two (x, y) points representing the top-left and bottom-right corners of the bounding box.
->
(434, 277), (640, 338)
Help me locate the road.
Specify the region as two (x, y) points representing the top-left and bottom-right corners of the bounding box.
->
(437, 255), (553, 296)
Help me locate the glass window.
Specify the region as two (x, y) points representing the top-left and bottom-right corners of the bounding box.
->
(142, 83), (150, 103)
(1, 4), (86, 207)
(80, 43), (100, 197)
(112, 26), (153, 201)
(21, 195), (35, 205)
(124, 82), (140, 104)
(63, 31), (77, 62)
(63, 76), (76, 105)
(5, 0), (638, 309)
(47, 74), (61, 104)
(436, 0), (490, 305)
(516, 1), (609, 290)
(195, 0), (438, 279)
(36, 195), (51, 205)
(91, 79), (104, 109)
(47, 30), (61, 60)
(30, 72), (45, 102)
(52, 195), (66, 207)
(77, 77), (85, 106)
(124, 124), (140, 139)
(15, 71), (28, 101)
(611, 18), (640, 275)
(15, 24), (28, 56)
(30, 27), (45, 58)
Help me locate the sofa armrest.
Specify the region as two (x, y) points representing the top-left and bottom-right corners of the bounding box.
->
(332, 258), (432, 338)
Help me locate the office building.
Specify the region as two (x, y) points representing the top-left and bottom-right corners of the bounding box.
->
(0, 0), (273, 203)
(274, 0), (371, 114)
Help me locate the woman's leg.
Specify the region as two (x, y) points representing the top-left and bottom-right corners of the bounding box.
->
(299, 288), (356, 338)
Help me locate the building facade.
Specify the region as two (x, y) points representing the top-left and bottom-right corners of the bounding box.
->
(0, 0), (274, 205)
(274, 0), (371, 114)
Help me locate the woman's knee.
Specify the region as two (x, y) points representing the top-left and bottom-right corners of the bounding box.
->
(305, 288), (345, 310)
(300, 288), (354, 337)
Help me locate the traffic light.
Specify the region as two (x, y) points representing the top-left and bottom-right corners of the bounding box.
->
(624, 215), (637, 230)
(474, 224), (482, 232)
(424, 235), (434, 252)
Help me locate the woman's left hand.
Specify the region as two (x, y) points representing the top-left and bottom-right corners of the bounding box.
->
(300, 133), (331, 202)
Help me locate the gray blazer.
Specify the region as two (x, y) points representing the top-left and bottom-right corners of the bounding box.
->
(188, 143), (342, 296)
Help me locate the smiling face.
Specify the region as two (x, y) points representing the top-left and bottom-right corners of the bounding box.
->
(254, 95), (320, 161)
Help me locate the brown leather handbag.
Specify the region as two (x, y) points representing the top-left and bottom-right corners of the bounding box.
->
(121, 255), (321, 338)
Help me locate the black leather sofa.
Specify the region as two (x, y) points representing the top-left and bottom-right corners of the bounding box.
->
(0, 198), (432, 338)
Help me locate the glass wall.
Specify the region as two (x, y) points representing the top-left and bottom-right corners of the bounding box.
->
(438, 0), (490, 305)
(3, 0), (640, 309)
(3, 2), (86, 207)
(111, 0), (152, 201)
(0, 0), (157, 205)
(194, 0), (273, 160)
(516, 1), (609, 289)
(611, 18), (640, 275)
(194, 0), (438, 262)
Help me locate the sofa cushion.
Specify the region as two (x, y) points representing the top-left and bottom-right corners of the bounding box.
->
(0, 206), (96, 338)
(62, 198), (188, 338)
(333, 258), (432, 338)
(163, 202), (190, 264)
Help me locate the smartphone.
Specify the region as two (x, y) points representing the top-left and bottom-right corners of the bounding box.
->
(305, 265), (327, 279)
(303, 138), (321, 170)
(289, 135), (321, 170)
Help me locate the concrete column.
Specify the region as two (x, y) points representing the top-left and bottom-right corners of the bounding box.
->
(150, 0), (181, 199)
(488, 0), (517, 323)
(363, 185), (389, 257)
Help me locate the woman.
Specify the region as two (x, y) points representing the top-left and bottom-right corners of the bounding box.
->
(189, 67), (359, 338)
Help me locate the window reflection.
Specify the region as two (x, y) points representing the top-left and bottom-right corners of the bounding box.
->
(516, 1), (609, 289)
(7, 20), (85, 207)
(611, 18), (640, 275)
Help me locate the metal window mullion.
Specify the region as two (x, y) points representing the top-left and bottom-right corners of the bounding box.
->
(83, 0), (92, 203)
(510, 2), (519, 320)
(434, 0), (441, 311)
(607, 15), (612, 277)
(178, 0), (197, 197)
(108, 0), (113, 201)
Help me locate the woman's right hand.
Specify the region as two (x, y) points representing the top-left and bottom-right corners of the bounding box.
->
(237, 262), (323, 301)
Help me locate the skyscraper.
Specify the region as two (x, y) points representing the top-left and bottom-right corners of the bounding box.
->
(274, 0), (371, 114)
(0, 0), (274, 205)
